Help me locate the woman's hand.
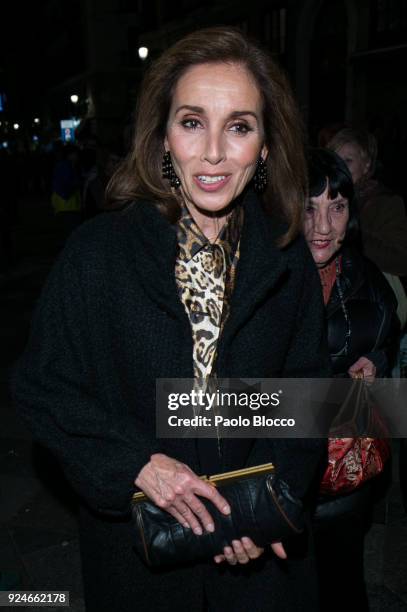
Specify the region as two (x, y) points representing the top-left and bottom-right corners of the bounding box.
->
(213, 538), (287, 565)
(348, 356), (376, 384)
(135, 453), (231, 535)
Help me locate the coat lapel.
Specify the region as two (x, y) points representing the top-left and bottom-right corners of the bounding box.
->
(220, 190), (290, 348)
(122, 201), (188, 321)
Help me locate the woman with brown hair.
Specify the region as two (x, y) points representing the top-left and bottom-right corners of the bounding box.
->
(13, 28), (330, 611)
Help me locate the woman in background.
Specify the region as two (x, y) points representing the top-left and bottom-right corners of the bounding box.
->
(304, 148), (397, 611)
(327, 127), (407, 281)
(329, 128), (407, 516)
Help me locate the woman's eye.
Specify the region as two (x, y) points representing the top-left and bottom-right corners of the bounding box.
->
(332, 202), (347, 212)
(230, 123), (252, 134)
(305, 205), (315, 214)
(181, 119), (201, 130)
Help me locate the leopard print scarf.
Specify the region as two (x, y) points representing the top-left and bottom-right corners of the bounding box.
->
(175, 204), (243, 381)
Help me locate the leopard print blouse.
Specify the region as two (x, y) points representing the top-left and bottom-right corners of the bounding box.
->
(175, 204), (243, 382)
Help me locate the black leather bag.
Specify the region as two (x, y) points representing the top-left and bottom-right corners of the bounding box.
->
(132, 463), (305, 567)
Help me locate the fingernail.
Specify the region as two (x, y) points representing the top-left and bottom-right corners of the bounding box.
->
(223, 505), (231, 514)
(206, 523), (215, 533)
(193, 527), (203, 535)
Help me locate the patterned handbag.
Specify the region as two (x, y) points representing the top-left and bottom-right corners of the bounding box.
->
(320, 376), (390, 495)
(320, 437), (390, 494)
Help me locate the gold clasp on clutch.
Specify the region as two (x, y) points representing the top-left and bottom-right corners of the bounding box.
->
(131, 462), (274, 503)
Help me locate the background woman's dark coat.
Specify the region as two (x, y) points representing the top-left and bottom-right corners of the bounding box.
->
(314, 247), (398, 612)
(326, 248), (398, 376)
(12, 192), (330, 612)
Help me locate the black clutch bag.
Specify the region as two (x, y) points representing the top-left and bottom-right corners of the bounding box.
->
(132, 463), (305, 567)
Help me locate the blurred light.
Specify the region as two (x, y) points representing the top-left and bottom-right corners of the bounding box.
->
(70, 94), (79, 104)
(33, 135), (39, 142)
(34, 117), (40, 124)
(2, 141), (8, 148)
(13, 123), (19, 130)
(138, 46), (149, 60)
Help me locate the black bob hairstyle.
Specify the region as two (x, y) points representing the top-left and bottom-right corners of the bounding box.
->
(307, 148), (360, 247)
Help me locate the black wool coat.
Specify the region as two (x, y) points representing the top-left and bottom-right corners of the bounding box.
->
(12, 190), (330, 612)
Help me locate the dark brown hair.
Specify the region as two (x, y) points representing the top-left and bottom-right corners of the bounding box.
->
(106, 27), (307, 246)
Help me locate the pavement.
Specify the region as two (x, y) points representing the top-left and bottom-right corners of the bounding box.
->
(1, 194), (406, 611)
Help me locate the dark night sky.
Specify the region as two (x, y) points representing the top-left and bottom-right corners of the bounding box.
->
(0, 1), (84, 117)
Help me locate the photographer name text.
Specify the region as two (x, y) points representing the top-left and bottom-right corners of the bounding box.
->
(167, 415), (295, 428)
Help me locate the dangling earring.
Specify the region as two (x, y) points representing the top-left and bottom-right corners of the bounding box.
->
(162, 150), (181, 188)
(253, 156), (268, 192)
